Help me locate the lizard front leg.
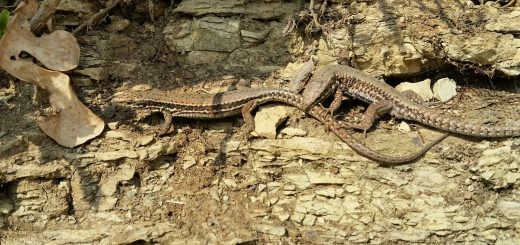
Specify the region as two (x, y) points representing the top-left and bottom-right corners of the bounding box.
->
(158, 111), (174, 136)
(240, 99), (258, 141)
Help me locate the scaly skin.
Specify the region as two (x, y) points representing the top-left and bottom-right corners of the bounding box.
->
(302, 64), (520, 137)
(113, 88), (446, 164)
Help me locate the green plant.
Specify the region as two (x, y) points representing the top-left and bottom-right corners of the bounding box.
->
(0, 9), (10, 37)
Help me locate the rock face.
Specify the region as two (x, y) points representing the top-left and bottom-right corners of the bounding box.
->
(2, 0), (520, 244)
(163, 0), (300, 69)
(162, 0), (520, 77)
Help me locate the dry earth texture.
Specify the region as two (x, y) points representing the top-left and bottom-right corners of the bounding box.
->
(1, 0), (520, 244)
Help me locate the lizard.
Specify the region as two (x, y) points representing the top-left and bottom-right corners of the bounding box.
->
(112, 87), (447, 165)
(301, 64), (520, 137)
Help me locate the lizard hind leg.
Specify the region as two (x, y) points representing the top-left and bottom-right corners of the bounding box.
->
(344, 100), (393, 137)
(328, 89), (347, 116)
(318, 89), (347, 134)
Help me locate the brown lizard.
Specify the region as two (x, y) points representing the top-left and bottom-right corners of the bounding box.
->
(112, 87), (447, 165)
(301, 64), (520, 137)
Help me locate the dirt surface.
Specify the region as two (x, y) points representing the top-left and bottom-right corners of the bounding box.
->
(1, 0), (520, 244)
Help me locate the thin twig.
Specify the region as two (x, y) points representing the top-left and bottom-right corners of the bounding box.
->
(30, 0), (61, 34)
(309, 0), (323, 30)
(72, 0), (123, 35)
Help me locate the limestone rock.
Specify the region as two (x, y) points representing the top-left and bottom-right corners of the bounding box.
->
(433, 78), (457, 102)
(395, 79), (434, 101)
(253, 105), (290, 139)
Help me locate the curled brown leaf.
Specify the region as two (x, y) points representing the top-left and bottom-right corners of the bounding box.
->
(0, 0), (104, 147)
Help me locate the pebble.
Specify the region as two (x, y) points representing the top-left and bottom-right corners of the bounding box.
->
(138, 135), (155, 146)
(107, 122), (120, 130)
(433, 78), (457, 102)
(223, 178), (237, 188)
(496, 200), (520, 219)
(398, 121), (411, 132)
(463, 192), (473, 200)
(131, 84), (153, 91)
(306, 170), (344, 185)
(254, 224), (287, 237)
(105, 131), (127, 140)
(279, 127), (307, 138)
(253, 105), (290, 139)
(257, 184), (267, 192)
(0, 199), (13, 214)
(182, 156), (197, 170)
(95, 150), (138, 161)
(315, 187), (336, 197)
(302, 214), (317, 226)
(290, 212), (305, 223)
(283, 184), (296, 191)
(277, 213), (290, 221)
(395, 78), (434, 101)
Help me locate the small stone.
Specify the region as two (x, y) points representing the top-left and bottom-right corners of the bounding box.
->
(481, 171), (494, 180)
(98, 196), (118, 211)
(283, 184), (296, 191)
(257, 184), (267, 192)
(0, 199), (14, 214)
(290, 212), (305, 223)
(395, 79), (434, 101)
(76, 67), (106, 81)
(345, 185), (361, 194)
(250, 196), (257, 203)
(223, 179), (237, 188)
(107, 122), (120, 130)
(463, 192), (473, 200)
(496, 200), (520, 219)
(306, 170), (344, 184)
(335, 188), (346, 197)
(182, 156), (197, 170)
(398, 121), (411, 132)
(209, 187), (220, 202)
(146, 142), (178, 160)
(390, 227), (429, 242)
(241, 30), (268, 43)
(107, 18), (130, 32)
(279, 127), (307, 137)
(131, 84), (153, 91)
(269, 197), (279, 206)
(302, 214), (317, 226)
(138, 135), (155, 146)
(267, 182), (282, 192)
(254, 105), (290, 139)
(329, 166), (340, 174)
(433, 78), (457, 102)
(316, 187), (336, 197)
(96, 150), (139, 161)
(284, 174), (311, 189)
(478, 146), (512, 167)
(254, 224), (286, 237)
(277, 213), (290, 221)
(282, 190), (296, 196)
(105, 131), (127, 140)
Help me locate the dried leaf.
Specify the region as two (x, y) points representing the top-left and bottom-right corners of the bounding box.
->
(0, 0), (104, 147)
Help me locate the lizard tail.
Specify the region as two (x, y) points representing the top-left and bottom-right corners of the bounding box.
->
(414, 111), (520, 137)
